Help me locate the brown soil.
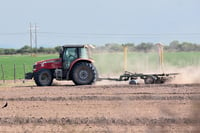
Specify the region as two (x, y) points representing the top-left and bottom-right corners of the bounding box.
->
(0, 81), (200, 132)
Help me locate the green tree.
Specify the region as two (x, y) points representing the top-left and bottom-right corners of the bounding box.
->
(4, 49), (16, 55)
(0, 48), (4, 55)
(54, 46), (62, 53)
(38, 47), (45, 53)
(136, 42), (154, 52)
(105, 43), (123, 52)
(17, 45), (31, 54)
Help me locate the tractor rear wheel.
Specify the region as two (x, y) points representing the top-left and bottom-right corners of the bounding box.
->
(34, 69), (53, 86)
(72, 62), (97, 85)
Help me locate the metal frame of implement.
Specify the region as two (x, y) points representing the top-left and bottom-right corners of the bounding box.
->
(99, 71), (179, 84)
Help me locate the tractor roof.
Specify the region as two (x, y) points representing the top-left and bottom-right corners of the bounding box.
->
(62, 45), (86, 48)
(62, 44), (95, 49)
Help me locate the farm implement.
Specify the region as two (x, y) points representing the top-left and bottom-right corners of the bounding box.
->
(99, 71), (179, 85)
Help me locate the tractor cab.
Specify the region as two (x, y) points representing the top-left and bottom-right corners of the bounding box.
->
(59, 45), (89, 70)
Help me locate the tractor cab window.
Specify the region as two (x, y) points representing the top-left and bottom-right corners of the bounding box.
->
(63, 48), (78, 69)
(79, 47), (89, 59)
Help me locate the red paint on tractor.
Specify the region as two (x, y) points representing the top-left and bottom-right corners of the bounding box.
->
(69, 58), (94, 71)
(33, 58), (93, 72)
(33, 58), (62, 72)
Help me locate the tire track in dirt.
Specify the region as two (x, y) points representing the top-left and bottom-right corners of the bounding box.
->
(0, 95), (199, 101)
(21, 83), (200, 90)
(0, 117), (200, 126)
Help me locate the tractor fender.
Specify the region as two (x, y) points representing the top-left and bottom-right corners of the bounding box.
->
(67, 58), (94, 79)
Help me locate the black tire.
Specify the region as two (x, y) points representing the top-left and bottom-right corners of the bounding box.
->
(129, 80), (137, 85)
(34, 69), (53, 86)
(144, 76), (155, 84)
(71, 62), (97, 85)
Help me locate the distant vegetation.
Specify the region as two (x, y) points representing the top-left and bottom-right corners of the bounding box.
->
(0, 40), (200, 55)
(95, 40), (200, 53)
(0, 45), (61, 55)
(0, 55), (58, 80)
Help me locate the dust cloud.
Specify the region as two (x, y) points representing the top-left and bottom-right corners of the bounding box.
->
(167, 66), (200, 84)
(93, 50), (200, 84)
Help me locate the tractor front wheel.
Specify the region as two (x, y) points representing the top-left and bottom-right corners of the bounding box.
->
(72, 62), (97, 85)
(34, 69), (53, 86)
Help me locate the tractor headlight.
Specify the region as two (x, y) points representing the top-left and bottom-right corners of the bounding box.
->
(33, 63), (41, 71)
(33, 64), (36, 69)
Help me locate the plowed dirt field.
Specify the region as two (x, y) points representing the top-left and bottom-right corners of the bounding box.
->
(0, 81), (200, 133)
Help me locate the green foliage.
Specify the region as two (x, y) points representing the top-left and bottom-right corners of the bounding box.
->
(135, 42), (154, 52)
(165, 52), (200, 67)
(0, 45), (60, 55)
(95, 41), (200, 53)
(17, 45), (31, 54)
(168, 41), (200, 52)
(0, 55), (58, 80)
(55, 46), (62, 52)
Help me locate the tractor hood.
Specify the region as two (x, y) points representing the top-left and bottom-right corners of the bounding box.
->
(33, 58), (62, 72)
(36, 58), (61, 64)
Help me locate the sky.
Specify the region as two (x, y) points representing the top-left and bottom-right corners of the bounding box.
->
(0, 0), (200, 48)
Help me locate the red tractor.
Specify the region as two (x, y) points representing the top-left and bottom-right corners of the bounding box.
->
(25, 45), (97, 86)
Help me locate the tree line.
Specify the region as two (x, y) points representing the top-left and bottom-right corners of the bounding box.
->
(95, 40), (200, 52)
(0, 40), (200, 55)
(0, 45), (61, 55)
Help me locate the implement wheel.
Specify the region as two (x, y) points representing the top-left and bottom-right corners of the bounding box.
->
(144, 76), (155, 84)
